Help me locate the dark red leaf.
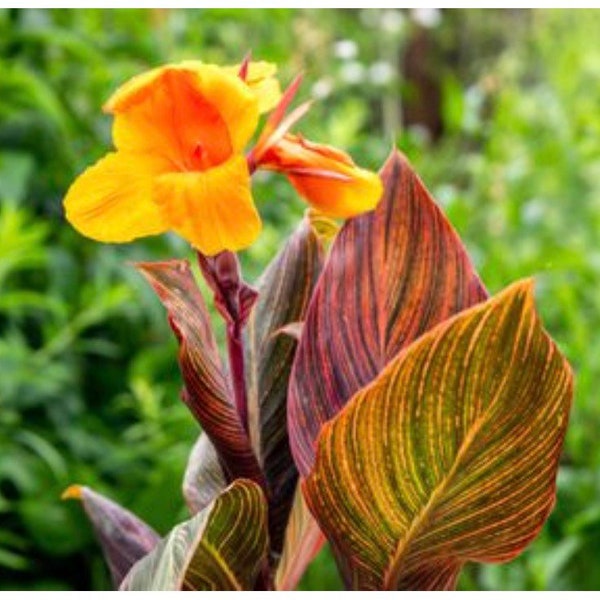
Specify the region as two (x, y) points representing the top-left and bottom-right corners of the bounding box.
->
(136, 260), (265, 487)
(289, 150), (488, 476)
(245, 217), (323, 553)
(63, 485), (159, 588)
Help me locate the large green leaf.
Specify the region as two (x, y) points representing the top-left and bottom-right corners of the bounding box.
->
(244, 216), (323, 553)
(303, 280), (574, 590)
(289, 151), (488, 476)
(62, 485), (159, 588)
(121, 479), (268, 591)
(137, 260), (265, 487)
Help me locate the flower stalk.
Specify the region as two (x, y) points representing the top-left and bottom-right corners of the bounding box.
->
(197, 250), (258, 433)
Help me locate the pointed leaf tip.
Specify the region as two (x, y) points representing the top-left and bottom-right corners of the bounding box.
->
(304, 279), (573, 590)
(289, 152), (487, 476)
(66, 485), (160, 588)
(61, 484), (83, 501)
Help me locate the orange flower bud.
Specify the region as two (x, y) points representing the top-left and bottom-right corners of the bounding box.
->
(257, 134), (383, 219)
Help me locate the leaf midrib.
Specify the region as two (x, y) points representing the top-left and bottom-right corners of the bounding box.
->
(382, 306), (518, 589)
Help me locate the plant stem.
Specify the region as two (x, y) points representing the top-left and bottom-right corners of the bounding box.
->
(197, 250), (258, 434)
(227, 318), (249, 433)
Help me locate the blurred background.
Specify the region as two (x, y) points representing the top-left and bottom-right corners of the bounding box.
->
(0, 8), (599, 591)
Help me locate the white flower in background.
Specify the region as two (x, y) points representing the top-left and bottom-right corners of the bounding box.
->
(411, 8), (442, 28)
(333, 39), (358, 60)
(369, 61), (395, 86)
(312, 78), (334, 99)
(340, 61), (366, 85)
(380, 9), (405, 34)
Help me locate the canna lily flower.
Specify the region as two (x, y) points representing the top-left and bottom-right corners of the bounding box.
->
(63, 60), (279, 256)
(257, 133), (383, 219)
(225, 60), (281, 113)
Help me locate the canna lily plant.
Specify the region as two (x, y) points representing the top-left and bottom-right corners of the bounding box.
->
(61, 55), (573, 591)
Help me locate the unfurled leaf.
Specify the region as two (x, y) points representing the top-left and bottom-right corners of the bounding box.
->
(197, 251), (257, 433)
(244, 217), (323, 552)
(62, 485), (159, 588)
(274, 484), (324, 591)
(289, 150), (488, 476)
(137, 260), (265, 487)
(182, 432), (227, 515)
(120, 479), (268, 591)
(303, 281), (574, 590)
(197, 251), (258, 328)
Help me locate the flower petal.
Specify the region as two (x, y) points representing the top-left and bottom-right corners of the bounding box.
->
(109, 64), (259, 169)
(63, 152), (170, 243)
(259, 134), (384, 218)
(225, 61), (282, 113)
(195, 64), (260, 152)
(103, 66), (165, 113)
(154, 155), (261, 255)
(287, 167), (383, 218)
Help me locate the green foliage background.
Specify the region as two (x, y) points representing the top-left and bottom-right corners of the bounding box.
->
(0, 8), (599, 590)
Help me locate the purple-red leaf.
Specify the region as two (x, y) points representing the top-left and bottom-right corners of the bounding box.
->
(136, 260), (265, 487)
(245, 217), (323, 553)
(197, 251), (258, 328)
(62, 485), (159, 588)
(289, 150), (488, 476)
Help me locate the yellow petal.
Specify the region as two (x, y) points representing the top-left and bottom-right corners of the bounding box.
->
(225, 61), (282, 113)
(109, 64), (259, 169)
(193, 64), (259, 153)
(63, 152), (170, 243)
(103, 66), (165, 113)
(154, 154), (261, 255)
(288, 167), (383, 219)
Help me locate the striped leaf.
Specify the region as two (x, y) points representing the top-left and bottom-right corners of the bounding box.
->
(121, 479), (268, 591)
(182, 432), (226, 515)
(137, 260), (265, 487)
(62, 485), (159, 588)
(274, 484), (324, 590)
(303, 281), (574, 590)
(289, 150), (487, 476)
(244, 217), (323, 553)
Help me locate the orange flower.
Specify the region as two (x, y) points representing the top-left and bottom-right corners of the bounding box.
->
(63, 61), (279, 256)
(257, 133), (383, 218)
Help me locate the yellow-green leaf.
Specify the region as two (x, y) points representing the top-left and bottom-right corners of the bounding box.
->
(121, 480), (268, 591)
(304, 280), (573, 590)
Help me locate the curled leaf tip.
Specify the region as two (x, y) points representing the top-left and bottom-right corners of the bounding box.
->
(305, 207), (340, 242)
(61, 484), (84, 501)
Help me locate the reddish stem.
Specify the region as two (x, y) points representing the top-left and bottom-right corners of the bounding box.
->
(226, 319), (249, 433)
(197, 250), (258, 434)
